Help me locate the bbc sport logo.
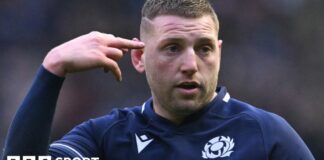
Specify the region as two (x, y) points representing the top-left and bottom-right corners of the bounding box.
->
(6, 156), (99, 160)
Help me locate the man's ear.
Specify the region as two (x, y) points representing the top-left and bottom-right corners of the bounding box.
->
(218, 39), (223, 54)
(131, 49), (145, 73)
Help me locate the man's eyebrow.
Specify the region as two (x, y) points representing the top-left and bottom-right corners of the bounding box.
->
(197, 37), (216, 43)
(157, 37), (186, 46)
(157, 36), (216, 45)
(197, 38), (217, 50)
(160, 37), (185, 42)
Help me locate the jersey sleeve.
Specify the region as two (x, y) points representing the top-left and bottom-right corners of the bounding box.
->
(49, 120), (101, 158)
(260, 112), (314, 159)
(48, 110), (121, 159)
(2, 65), (64, 156)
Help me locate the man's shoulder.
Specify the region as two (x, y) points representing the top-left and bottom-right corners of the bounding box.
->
(54, 105), (144, 144)
(216, 97), (294, 145)
(49, 105), (145, 156)
(207, 87), (286, 128)
(220, 98), (287, 127)
(88, 105), (144, 131)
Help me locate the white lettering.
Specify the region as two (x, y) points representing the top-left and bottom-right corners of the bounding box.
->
(7, 156), (20, 160)
(23, 156), (35, 160)
(6, 156), (98, 160)
(39, 156), (51, 160)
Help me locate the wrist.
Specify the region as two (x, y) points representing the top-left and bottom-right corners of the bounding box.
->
(43, 49), (67, 77)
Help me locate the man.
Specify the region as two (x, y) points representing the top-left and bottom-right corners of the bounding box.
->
(3, 0), (314, 159)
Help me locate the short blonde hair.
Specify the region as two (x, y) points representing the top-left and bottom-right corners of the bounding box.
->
(141, 0), (219, 32)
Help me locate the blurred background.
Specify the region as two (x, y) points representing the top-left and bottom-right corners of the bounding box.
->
(0, 0), (323, 158)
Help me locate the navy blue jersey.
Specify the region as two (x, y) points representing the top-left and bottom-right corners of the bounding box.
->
(49, 84), (313, 158)
(3, 66), (314, 160)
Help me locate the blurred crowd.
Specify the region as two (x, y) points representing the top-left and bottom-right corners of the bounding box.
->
(0, 0), (323, 158)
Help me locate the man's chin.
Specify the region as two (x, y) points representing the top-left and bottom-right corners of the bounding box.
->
(172, 100), (205, 114)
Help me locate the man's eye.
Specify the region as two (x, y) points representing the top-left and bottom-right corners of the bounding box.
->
(198, 45), (213, 55)
(166, 45), (179, 53)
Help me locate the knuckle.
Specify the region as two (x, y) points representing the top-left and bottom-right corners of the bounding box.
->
(88, 31), (102, 43)
(106, 34), (115, 38)
(89, 31), (100, 37)
(115, 37), (122, 40)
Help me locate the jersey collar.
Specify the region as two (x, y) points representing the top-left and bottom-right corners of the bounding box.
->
(140, 86), (231, 133)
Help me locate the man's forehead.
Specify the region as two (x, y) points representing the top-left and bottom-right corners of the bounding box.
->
(141, 15), (216, 33)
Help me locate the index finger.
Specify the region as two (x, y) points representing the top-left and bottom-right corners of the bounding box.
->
(107, 36), (145, 49)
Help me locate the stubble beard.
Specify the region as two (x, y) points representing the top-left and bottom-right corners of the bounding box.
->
(154, 82), (216, 120)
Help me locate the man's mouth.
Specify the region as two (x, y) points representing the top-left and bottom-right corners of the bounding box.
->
(176, 81), (201, 96)
(176, 81), (200, 90)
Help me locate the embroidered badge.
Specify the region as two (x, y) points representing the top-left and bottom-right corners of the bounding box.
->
(202, 136), (235, 159)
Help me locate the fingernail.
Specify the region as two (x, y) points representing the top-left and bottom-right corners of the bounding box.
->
(133, 38), (144, 46)
(137, 41), (145, 46)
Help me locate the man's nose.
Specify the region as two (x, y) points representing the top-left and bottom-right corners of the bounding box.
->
(180, 49), (198, 75)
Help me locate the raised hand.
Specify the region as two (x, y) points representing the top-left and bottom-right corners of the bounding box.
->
(43, 31), (145, 81)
